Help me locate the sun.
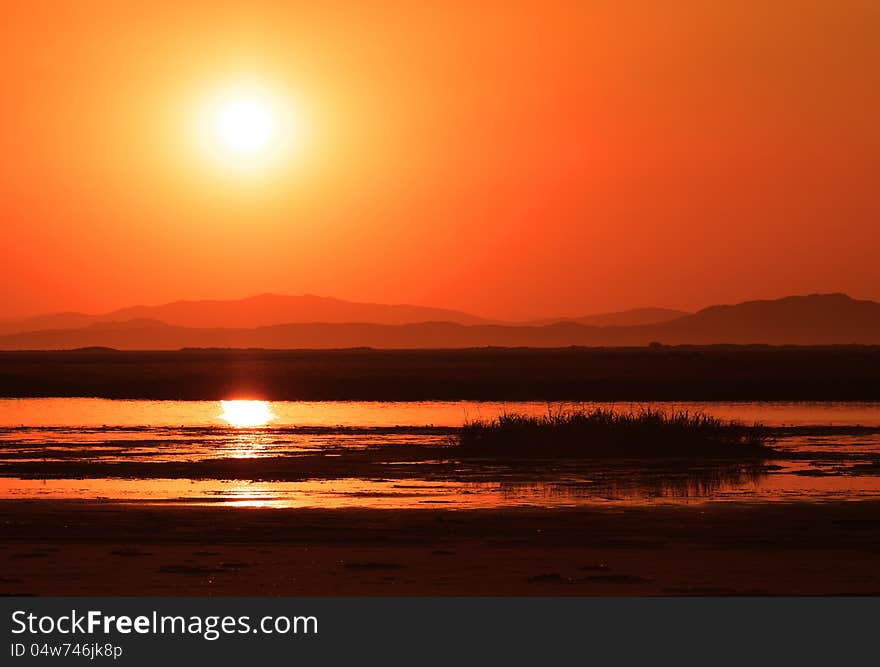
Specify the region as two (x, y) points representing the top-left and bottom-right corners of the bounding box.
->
(219, 400), (275, 427)
(214, 97), (276, 156)
(194, 82), (298, 169)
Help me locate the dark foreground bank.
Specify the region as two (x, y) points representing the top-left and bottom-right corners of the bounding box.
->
(3, 345), (880, 400)
(3, 500), (880, 596)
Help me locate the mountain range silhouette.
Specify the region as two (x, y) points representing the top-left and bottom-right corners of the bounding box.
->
(0, 293), (877, 349)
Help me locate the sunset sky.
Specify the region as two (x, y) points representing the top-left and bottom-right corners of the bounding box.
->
(3, 1), (878, 320)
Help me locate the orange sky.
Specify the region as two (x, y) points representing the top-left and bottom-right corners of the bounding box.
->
(2, 1), (878, 320)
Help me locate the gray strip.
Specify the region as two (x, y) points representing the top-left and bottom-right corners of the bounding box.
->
(3, 598), (876, 665)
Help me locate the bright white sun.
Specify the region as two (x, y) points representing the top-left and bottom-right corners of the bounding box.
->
(219, 400), (275, 428)
(194, 82), (299, 169)
(214, 97), (276, 156)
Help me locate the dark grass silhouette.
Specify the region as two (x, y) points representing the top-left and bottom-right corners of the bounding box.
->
(458, 407), (773, 459)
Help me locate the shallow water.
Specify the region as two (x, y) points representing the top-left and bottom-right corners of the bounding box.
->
(3, 398), (880, 427)
(1, 399), (879, 508)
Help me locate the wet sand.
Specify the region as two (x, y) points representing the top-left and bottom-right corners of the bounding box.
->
(3, 500), (880, 596)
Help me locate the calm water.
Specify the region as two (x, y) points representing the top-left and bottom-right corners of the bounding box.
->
(1, 398), (879, 508)
(3, 398), (880, 427)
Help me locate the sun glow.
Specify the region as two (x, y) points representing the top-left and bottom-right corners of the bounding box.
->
(219, 400), (275, 428)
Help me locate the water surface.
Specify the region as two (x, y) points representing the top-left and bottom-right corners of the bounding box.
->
(3, 398), (880, 427)
(1, 399), (878, 508)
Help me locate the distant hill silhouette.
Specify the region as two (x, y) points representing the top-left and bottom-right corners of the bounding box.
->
(526, 307), (690, 327)
(1, 293), (878, 350)
(0, 294), (492, 334)
(0, 295), (687, 334)
(647, 293), (880, 345)
(0, 312), (98, 334)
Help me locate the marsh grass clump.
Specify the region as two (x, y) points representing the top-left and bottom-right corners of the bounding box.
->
(458, 407), (774, 459)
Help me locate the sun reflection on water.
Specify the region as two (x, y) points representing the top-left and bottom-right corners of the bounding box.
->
(219, 400), (275, 428)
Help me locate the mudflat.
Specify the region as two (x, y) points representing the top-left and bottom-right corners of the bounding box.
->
(3, 500), (880, 596)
